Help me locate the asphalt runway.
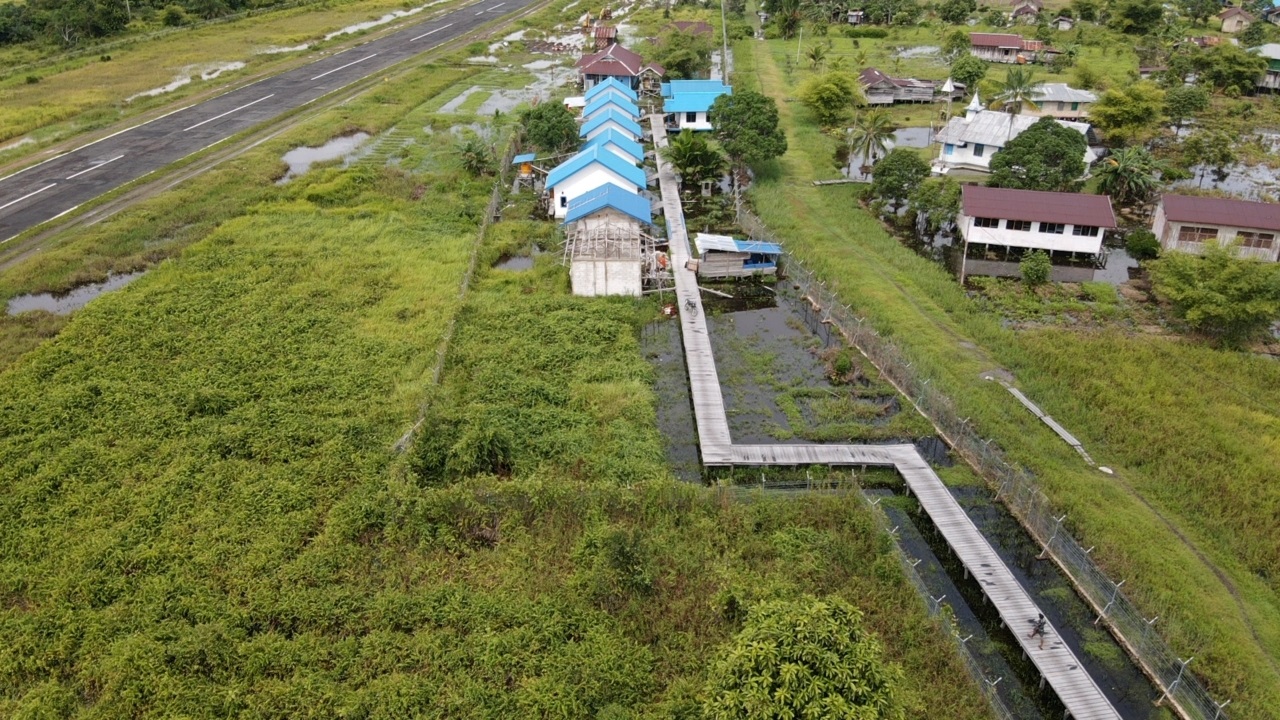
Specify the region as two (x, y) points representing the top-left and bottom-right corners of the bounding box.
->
(0, 0), (542, 242)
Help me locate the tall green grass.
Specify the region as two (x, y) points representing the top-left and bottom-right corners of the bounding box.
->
(737, 36), (1280, 717)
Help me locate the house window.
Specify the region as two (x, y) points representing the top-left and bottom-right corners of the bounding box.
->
(944, 143), (955, 155)
(1007, 220), (1032, 231)
(560, 194), (567, 208)
(1071, 102), (1080, 111)
(1238, 231), (1275, 249)
(1039, 222), (1065, 234)
(686, 111), (697, 123)
(1177, 225), (1217, 244)
(1057, 101), (1065, 111)
(974, 143), (985, 158)
(1072, 225), (1100, 236)
(974, 217), (1000, 228)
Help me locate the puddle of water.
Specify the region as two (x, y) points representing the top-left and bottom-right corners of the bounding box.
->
(323, 1), (445, 40)
(126, 62), (245, 101)
(896, 45), (941, 59)
(6, 271), (146, 316)
(489, 29), (527, 53)
(1173, 163), (1280, 200)
(277, 132), (370, 184)
(1091, 246), (1140, 285)
(476, 67), (576, 114)
(257, 44), (310, 54)
(523, 59), (558, 70)
(892, 126), (931, 148)
(466, 56), (500, 64)
(494, 245), (544, 270)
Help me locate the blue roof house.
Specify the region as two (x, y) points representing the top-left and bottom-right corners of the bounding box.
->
(579, 108), (644, 142)
(582, 127), (645, 165)
(564, 183), (652, 226)
(585, 77), (639, 103)
(544, 145), (648, 219)
(663, 81), (731, 131)
(583, 94), (641, 120)
(563, 184), (653, 298)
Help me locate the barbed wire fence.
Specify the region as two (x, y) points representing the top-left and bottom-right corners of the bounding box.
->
(737, 207), (1229, 720)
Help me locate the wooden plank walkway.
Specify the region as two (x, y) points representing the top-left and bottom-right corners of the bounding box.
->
(650, 114), (1120, 719)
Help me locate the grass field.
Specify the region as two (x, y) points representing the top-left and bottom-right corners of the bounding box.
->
(735, 33), (1280, 717)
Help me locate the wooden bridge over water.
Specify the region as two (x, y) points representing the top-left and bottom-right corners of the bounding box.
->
(651, 116), (1122, 720)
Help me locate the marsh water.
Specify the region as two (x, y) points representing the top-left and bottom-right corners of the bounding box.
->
(6, 271), (146, 315)
(642, 275), (1165, 718)
(278, 133), (371, 183)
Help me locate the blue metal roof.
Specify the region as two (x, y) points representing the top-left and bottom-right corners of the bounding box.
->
(661, 79), (732, 98)
(544, 145), (647, 191)
(585, 77), (639, 102)
(663, 92), (727, 113)
(579, 109), (644, 139)
(584, 95), (640, 119)
(735, 239), (782, 254)
(563, 183), (653, 225)
(512, 152), (536, 164)
(582, 128), (645, 162)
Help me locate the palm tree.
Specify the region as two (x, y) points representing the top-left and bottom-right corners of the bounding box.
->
(993, 66), (1039, 115)
(662, 130), (727, 193)
(807, 44), (827, 70)
(1096, 146), (1166, 211)
(846, 110), (895, 178)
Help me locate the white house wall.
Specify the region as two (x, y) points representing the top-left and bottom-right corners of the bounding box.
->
(938, 142), (997, 172)
(959, 213), (1105, 254)
(550, 168), (642, 219)
(1154, 211), (1280, 262)
(674, 111), (713, 131)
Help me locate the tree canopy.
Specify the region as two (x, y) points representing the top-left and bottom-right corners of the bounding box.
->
(702, 596), (906, 720)
(988, 117), (1088, 192)
(1089, 81), (1166, 146)
(949, 55), (988, 92)
(1150, 244), (1280, 347)
(1163, 85), (1210, 130)
(520, 102), (579, 154)
(1108, 0), (1165, 34)
(1196, 43), (1268, 96)
(647, 28), (713, 80)
(799, 70), (865, 127)
(661, 130), (726, 191)
(909, 177), (962, 235)
(870, 148), (930, 211)
(1096, 146), (1166, 208)
(709, 90), (788, 171)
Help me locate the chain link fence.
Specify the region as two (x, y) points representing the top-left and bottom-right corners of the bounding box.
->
(738, 207), (1229, 720)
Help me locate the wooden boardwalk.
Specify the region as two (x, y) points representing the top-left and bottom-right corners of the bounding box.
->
(650, 115), (1122, 720)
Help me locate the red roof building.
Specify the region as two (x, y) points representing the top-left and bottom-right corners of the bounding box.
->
(577, 43), (664, 92)
(1153, 194), (1280, 262)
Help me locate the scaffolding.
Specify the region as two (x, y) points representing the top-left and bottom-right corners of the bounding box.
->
(561, 219), (670, 295)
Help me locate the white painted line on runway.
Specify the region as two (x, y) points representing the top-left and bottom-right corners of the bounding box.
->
(183, 95), (276, 132)
(487, 2), (505, 9)
(410, 23), (453, 41)
(0, 183), (56, 212)
(66, 154), (125, 179)
(310, 53), (379, 81)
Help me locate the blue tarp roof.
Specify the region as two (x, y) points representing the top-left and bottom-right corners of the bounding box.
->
(563, 183), (652, 225)
(663, 92), (728, 113)
(580, 109), (644, 139)
(512, 152), (537, 164)
(584, 95), (640, 120)
(585, 77), (639, 102)
(661, 80), (732, 97)
(735, 239), (782, 254)
(545, 145), (647, 191)
(582, 128), (645, 162)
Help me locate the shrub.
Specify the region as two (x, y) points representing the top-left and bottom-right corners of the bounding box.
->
(161, 4), (188, 26)
(1125, 229), (1160, 260)
(25, 75), (39, 84)
(1020, 250), (1052, 286)
(843, 27), (888, 38)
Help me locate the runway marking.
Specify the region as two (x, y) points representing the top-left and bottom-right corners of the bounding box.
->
(183, 95), (276, 132)
(410, 23), (453, 41)
(0, 183), (56, 212)
(477, 2), (503, 13)
(66, 154), (125, 179)
(310, 53), (379, 81)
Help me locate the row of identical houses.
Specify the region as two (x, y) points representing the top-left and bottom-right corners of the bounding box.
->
(542, 78), (658, 297)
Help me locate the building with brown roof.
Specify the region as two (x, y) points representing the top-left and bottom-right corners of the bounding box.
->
(588, 25), (618, 51)
(576, 43), (665, 93)
(968, 33), (1057, 64)
(957, 185), (1116, 279)
(858, 67), (962, 104)
(1220, 7), (1254, 34)
(1153, 194), (1280, 262)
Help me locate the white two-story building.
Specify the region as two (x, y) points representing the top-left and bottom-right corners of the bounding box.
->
(933, 93), (1097, 174)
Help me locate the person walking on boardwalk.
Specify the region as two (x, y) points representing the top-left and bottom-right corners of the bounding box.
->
(1028, 613), (1049, 649)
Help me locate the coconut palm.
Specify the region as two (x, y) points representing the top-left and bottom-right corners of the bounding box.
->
(846, 109), (895, 178)
(993, 66), (1040, 115)
(807, 44), (827, 70)
(851, 49), (868, 68)
(1096, 146), (1166, 210)
(661, 129), (727, 192)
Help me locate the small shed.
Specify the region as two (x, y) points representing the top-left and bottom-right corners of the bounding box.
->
(563, 184), (656, 297)
(692, 233), (782, 278)
(513, 152), (537, 179)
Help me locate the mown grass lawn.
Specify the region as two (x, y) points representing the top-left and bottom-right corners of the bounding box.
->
(737, 34), (1280, 718)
